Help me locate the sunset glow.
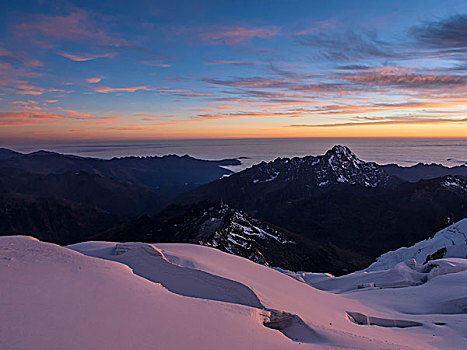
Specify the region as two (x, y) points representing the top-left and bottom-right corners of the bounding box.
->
(1, 0), (466, 141)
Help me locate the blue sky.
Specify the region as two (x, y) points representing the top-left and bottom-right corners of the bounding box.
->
(1, 0), (466, 140)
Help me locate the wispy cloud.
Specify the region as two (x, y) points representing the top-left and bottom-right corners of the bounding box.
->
(293, 19), (337, 36)
(298, 30), (401, 61)
(2, 80), (66, 96)
(409, 14), (467, 51)
(297, 14), (467, 65)
(339, 68), (467, 89)
(141, 61), (171, 67)
(85, 77), (102, 84)
(203, 77), (288, 88)
(59, 52), (115, 62)
(205, 59), (254, 65)
(190, 110), (310, 122)
(25, 59), (43, 68)
(13, 9), (134, 48)
(16, 90), (44, 95)
(0, 47), (44, 77)
(0, 111), (62, 125)
(156, 88), (211, 97)
(13, 83), (45, 95)
(11, 100), (41, 110)
(289, 115), (467, 128)
(56, 108), (124, 122)
(200, 26), (280, 45)
(91, 85), (154, 93)
(0, 48), (22, 66)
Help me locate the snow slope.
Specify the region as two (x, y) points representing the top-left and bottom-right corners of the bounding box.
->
(1, 237), (299, 350)
(367, 219), (467, 271)
(155, 243), (467, 349)
(2, 235), (467, 349)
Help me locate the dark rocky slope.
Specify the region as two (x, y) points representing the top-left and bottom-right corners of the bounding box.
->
(172, 146), (467, 270)
(103, 201), (366, 274)
(0, 192), (119, 245)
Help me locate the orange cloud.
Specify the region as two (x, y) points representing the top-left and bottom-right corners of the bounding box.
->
(15, 84), (41, 90)
(91, 85), (154, 93)
(12, 100), (38, 105)
(11, 100), (42, 111)
(340, 69), (466, 88)
(89, 116), (124, 124)
(85, 77), (102, 83)
(190, 111), (310, 122)
(59, 52), (115, 62)
(17, 90), (43, 95)
(289, 116), (467, 128)
(0, 111), (63, 126)
(204, 77), (288, 87)
(0, 109), (124, 128)
(170, 98), (467, 127)
(58, 108), (92, 118)
(0, 79), (63, 96)
(141, 61), (172, 67)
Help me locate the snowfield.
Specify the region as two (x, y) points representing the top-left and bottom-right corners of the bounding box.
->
(367, 219), (467, 271)
(1, 222), (467, 349)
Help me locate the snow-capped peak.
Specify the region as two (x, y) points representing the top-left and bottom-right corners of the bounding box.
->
(315, 145), (389, 187)
(247, 145), (391, 188)
(324, 145), (363, 165)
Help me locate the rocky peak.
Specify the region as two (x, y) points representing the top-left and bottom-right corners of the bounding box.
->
(441, 176), (467, 192)
(247, 145), (392, 188)
(27, 150), (59, 157)
(157, 201), (294, 266)
(314, 145), (389, 187)
(323, 145), (364, 167)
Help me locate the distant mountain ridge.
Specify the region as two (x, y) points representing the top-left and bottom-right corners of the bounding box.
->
(0, 148), (239, 215)
(0, 148), (22, 160)
(0, 148), (241, 242)
(382, 162), (467, 182)
(0, 148), (238, 194)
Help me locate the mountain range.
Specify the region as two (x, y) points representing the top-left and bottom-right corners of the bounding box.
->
(0, 148), (238, 193)
(0, 145), (466, 273)
(151, 146), (465, 273)
(0, 147), (236, 209)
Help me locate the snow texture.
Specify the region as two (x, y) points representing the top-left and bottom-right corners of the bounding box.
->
(367, 219), (467, 271)
(1, 232), (466, 349)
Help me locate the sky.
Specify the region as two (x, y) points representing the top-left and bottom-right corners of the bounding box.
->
(1, 0), (466, 141)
